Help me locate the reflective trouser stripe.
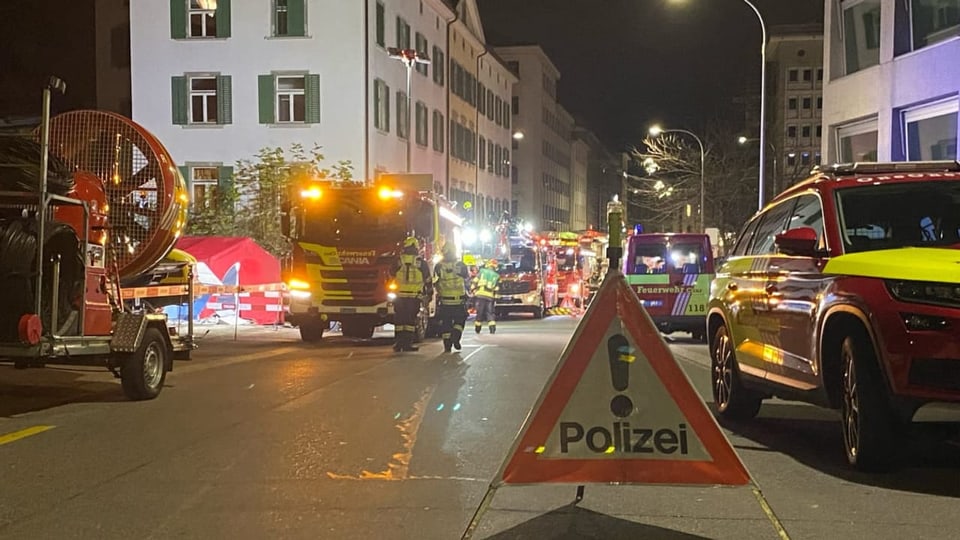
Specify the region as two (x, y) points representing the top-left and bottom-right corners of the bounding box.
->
(453, 324), (463, 331)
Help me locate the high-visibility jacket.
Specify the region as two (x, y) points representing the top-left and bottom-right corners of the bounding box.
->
(434, 260), (469, 304)
(473, 267), (500, 299)
(394, 254), (429, 298)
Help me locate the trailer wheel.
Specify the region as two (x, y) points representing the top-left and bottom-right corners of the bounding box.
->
(120, 327), (168, 401)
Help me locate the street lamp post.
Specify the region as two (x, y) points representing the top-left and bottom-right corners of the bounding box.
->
(738, 0), (769, 210)
(738, 136), (777, 194)
(387, 47), (430, 173)
(649, 125), (706, 232)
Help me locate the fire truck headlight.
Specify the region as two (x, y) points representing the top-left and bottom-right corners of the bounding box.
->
(288, 278), (311, 291)
(387, 292), (397, 301)
(388, 280), (398, 291)
(300, 187), (323, 200)
(569, 283), (580, 294)
(479, 229), (492, 243)
(290, 290), (312, 299)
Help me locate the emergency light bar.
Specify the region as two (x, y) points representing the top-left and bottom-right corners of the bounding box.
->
(819, 161), (960, 176)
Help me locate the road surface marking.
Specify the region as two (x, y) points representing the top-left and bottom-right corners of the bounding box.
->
(461, 345), (492, 363)
(752, 486), (792, 540)
(173, 346), (299, 375)
(0, 425), (55, 446)
(327, 385), (436, 481)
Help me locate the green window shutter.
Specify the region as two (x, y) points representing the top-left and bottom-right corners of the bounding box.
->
(258, 75), (275, 124)
(288, 0), (306, 37)
(178, 166), (189, 183)
(216, 0), (231, 38)
(171, 76), (188, 125)
(375, 3), (385, 46)
(218, 165), (234, 190)
(217, 75), (232, 125)
(305, 74), (321, 124)
(170, 0), (186, 39)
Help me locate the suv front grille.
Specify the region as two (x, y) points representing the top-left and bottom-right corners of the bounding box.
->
(500, 280), (532, 295)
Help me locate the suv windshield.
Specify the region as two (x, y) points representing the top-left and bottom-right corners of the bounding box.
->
(837, 180), (960, 253)
(300, 190), (419, 247)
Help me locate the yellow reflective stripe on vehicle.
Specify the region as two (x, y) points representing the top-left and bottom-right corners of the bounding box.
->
(625, 274), (670, 285)
(823, 247), (960, 284)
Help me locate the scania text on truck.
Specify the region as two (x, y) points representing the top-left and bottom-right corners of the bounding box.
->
(281, 174), (462, 342)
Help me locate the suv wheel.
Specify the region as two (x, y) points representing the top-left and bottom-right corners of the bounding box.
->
(711, 324), (762, 420)
(841, 333), (901, 471)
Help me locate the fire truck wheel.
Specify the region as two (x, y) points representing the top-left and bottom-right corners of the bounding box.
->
(533, 296), (546, 319)
(120, 327), (168, 401)
(299, 321), (325, 343)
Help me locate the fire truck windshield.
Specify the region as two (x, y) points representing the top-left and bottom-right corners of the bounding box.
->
(300, 190), (410, 246)
(554, 248), (579, 271)
(502, 247), (537, 273)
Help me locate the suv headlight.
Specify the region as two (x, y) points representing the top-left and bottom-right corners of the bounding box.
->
(886, 280), (960, 308)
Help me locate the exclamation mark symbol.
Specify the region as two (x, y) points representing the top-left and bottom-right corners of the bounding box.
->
(607, 334), (635, 418)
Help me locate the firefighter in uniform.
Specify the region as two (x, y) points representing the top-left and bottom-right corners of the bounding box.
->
(472, 258), (500, 334)
(434, 243), (470, 353)
(392, 236), (432, 352)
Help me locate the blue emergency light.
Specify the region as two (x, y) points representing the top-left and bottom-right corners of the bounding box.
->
(634, 224), (644, 235)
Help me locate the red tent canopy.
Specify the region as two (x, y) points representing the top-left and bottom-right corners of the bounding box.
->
(175, 237), (283, 325)
(175, 236), (280, 286)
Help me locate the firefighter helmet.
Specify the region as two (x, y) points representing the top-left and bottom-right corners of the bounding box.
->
(403, 236), (419, 249)
(485, 258), (499, 269)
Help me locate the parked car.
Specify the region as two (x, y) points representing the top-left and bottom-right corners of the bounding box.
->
(708, 161), (960, 471)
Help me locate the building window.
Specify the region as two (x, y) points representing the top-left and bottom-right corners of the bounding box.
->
(486, 90), (494, 121)
(788, 97), (798, 110)
(487, 140), (494, 171)
(801, 152), (811, 165)
(787, 152), (797, 167)
(512, 166), (518, 184)
(495, 96), (502, 126)
(816, 67), (823, 81)
(836, 118), (879, 162)
(395, 17), (410, 49)
(788, 68), (799, 82)
(802, 97), (812, 110)
(910, 0), (960, 51)
(273, 0), (305, 37)
(505, 100), (511, 129)
(802, 125), (811, 138)
(840, 0), (881, 75)
(512, 95), (519, 116)
(903, 99), (959, 161)
(415, 32), (428, 76)
(432, 46), (445, 86)
(787, 125), (797, 138)
(802, 68), (812, 81)
(816, 125), (823, 138)
(503, 149), (510, 176)
(507, 61), (519, 76)
(817, 96), (823, 110)
(191, 166), (219, 210)
(375, 2), (385, 46)
(374, 79), (390, 132)
(276, 75), (307, 122)
(188, 0), (218, 37)
(478, 136), (486, 166)
(432, 110), (444, 151)
(478, 83), (486, 115)
(396, 91), (409, 140)
(189, 76), (218, 123)
(172, 74), (231, 125)
(415, 101), (428, 146)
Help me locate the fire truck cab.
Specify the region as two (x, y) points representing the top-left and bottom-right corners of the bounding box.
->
(494, 233), (547, 319)
(281, 174), (462, 342)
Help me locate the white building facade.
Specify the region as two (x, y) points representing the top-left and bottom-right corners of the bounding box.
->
(822, 0), (959, 163)
(130, 0), (454, 208)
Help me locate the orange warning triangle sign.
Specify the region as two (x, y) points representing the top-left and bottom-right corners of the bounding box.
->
(497, 272), (751, 486)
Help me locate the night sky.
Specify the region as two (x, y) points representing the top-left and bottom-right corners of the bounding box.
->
(478, 0), (824, 150)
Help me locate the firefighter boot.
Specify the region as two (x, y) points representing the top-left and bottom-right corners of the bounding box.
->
(475, 323), (482, 334)
(489, 322), (496, 335)
(401, 331), (419, 352)
(452, 326), (463, 350)
(442, 335), (452, 353)
(393, 333), (403, 352)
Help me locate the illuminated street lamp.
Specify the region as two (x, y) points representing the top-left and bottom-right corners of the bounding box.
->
(387, 47), (430, 173)
(738, 135), (778, 195)
(512, 131), (525, 140)
(670, 0), (767, 210)
(649, 124), (705, 231)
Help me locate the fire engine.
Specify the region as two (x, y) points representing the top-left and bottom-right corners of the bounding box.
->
(543, 231), (588, 308)
(493, 225), (547, 319)
(281, 174), (462, 342)
(0, 81), (193, 400)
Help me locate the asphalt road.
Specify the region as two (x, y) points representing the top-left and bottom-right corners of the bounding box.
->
(1, 318), (958, 540)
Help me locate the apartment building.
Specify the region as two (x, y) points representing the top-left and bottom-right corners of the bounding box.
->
(130, 0), (454, 207)
(496, 45), (573, 232)
(822, 0), (959, 163)
(767, 24), (824, 190)
(447, 0), (516, 226)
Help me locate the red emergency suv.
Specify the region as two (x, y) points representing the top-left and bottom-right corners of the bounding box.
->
(708, 161), (960, 471)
